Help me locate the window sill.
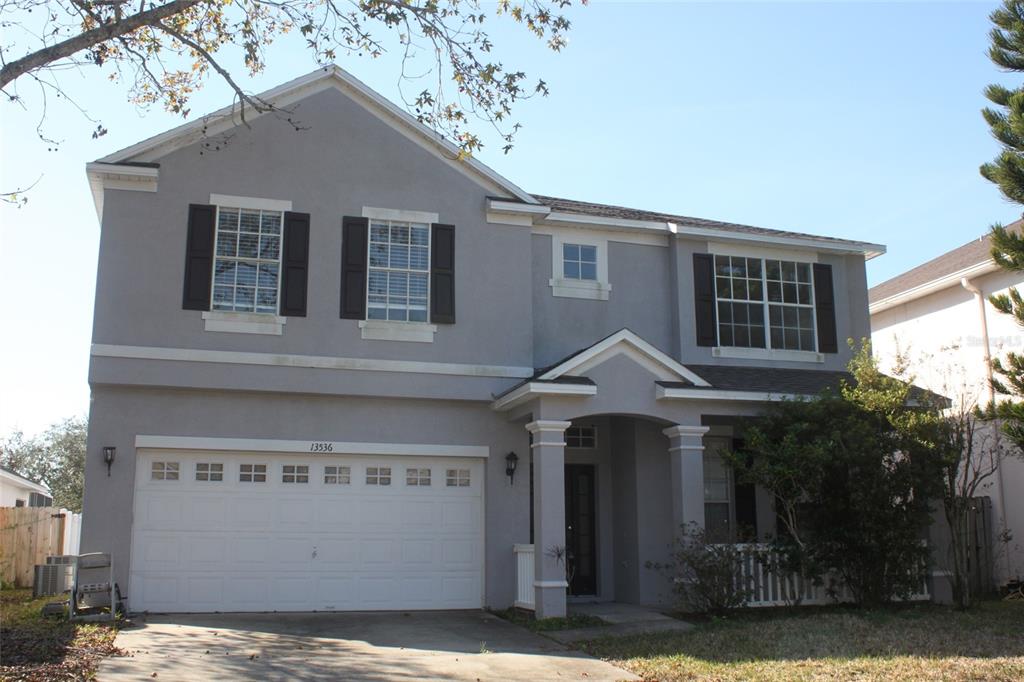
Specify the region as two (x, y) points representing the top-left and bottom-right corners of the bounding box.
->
(549, 278), (612, 301)
(202, 311), (286, 336)
(712, 346), (824, 363)
(358, 320), (437, 343)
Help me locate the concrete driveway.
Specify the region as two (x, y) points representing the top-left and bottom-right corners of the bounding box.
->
(97, 610), (638, 681)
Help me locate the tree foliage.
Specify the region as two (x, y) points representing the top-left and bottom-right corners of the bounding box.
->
(0, 417), (87, 511)
(0, 0), (584, 200)
(724, 343), (944, 606)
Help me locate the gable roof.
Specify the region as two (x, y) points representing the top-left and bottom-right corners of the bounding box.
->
(93, 65), (536, 204)
(869, 221), (1020, 312)
(0, 466), (50, 494)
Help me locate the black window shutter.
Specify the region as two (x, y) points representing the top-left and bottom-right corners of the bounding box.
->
(182, 204), (216, 311)
(280, 212), (310, 317)
(431, 223), (456, 324)
(692, 253), (717, 347)
(340, 216), (368, 319)
(813, 263), (838, 353)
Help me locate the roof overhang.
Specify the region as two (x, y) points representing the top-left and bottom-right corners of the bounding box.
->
(86, 162), (160, 221)
(655, 384), (807, 402)
(88, 65), (538, 220)
(486, 199), (887, 259)
(869, 260), (999, 314)
(0, 468), (50, 495)
(491, 379), (597, 412)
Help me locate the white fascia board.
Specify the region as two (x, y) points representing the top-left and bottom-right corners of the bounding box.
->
(491, 382), (597, 412)
(135, 435), (489, 458)
(543, 211), (671, 234)
(869, 260), (999, 314)
(85, 163), (160, 221)
(95, 65), (536, 204)
(537, 329), (712, 387)
(656, 385), (806, 402)
(0, 469), (50, 494)
(486, 199), (552, 217)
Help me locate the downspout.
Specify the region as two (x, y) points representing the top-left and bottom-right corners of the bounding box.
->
(961, 277), (1011, 581)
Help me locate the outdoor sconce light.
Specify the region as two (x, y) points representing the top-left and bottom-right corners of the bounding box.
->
(505, 451), (519, 485)
(103, 446), (116, 477)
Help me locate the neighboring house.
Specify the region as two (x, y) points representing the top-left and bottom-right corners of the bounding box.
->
(81, 65), (884, 617)
(870, 229), (1024, 590)
(0, 466), (52, 508)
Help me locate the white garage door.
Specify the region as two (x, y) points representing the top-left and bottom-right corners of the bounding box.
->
(130, 450), (484, 613)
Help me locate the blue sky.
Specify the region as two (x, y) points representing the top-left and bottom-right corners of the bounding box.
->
(0, 1), (1018, 436)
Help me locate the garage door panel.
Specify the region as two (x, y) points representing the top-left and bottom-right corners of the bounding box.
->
(131, 452), (484, 612)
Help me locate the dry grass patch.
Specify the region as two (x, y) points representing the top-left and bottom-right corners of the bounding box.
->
(577, 601), (1024, 681)
(0, 589), (123, 681)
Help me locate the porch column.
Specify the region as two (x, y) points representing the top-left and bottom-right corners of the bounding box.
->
(526, 419), (571, 619)
(663, 425), (710, 537)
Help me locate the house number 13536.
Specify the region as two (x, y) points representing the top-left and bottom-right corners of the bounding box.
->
(309, 442), (334, 453)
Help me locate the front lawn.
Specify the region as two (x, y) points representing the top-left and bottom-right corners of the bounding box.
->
(0, 589), (122, 681)
(577, 601), (1024, 681)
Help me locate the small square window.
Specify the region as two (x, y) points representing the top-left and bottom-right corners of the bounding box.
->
(324, 465), (351, 485)
(366, 466), (392, 486)
(240, 463), (267, 483)
(283, 465), (309, 483)
(406, 468), (431, 486)
(563, 243), (598, 281)
(445, 468), (471, 487)
(195, 463), (223, 482)
(151, 461), (179, 481)
(566, 426), (597, 448)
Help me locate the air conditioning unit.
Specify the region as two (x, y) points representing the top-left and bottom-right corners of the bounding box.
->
(33, 559), (75, 598)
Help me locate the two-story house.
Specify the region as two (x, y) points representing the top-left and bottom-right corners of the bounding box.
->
(81, 66), (884, 617)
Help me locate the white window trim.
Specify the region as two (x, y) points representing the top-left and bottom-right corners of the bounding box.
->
(709, 251), (821, 359)
(362, 206), (439, 224)
(358, 319), (437, 343)
(210, 194), (292, 212)
(545, 228), (612, 301)
(202, 311), (287, 336)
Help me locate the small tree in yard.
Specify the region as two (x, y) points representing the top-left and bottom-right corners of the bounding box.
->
(647, 523), (751, 615)
(725, 343), (945, 606)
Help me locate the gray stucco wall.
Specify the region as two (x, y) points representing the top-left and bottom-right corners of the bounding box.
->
(81, 386), (531, 608)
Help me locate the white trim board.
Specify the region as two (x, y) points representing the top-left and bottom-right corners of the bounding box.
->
(491, 382), (597, 412)
(210, 194), (293, 212)
(869, 260), (999, 314)
(91, 343), (534, 378)
(538, 329), (711, 387)
(135, 435), (489, 458)
(94, 65), (536, 206)
(656, 385), (807, 402)
(362, 206), (440, 224)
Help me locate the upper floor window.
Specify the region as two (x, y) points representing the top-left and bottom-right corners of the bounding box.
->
(714, 255), (816, 352)
(563, 244), (597, 281)
(212, 207), (283, 314)
(367, 221), (430, 322)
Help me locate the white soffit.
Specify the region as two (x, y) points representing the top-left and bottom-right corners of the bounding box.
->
(538, 329), (711, 387)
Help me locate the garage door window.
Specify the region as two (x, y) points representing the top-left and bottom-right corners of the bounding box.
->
(195, 463), (223, 481)
(406, 468), (431, 486)
(151, 462), (179, 481)
(324, 465), (351, 485)
(282, 465), (309, 483)
(446, 468), (470, 487)
(366, 466), (391, 486)
(239, 464), (267, 483)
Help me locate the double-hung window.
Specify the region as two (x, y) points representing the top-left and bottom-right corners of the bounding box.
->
(714, 255), (816, 352)
(367, 221), (430, 322)
(212, 206), (283, 314)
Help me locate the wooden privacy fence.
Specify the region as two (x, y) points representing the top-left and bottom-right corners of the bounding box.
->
(0, 507), (81, 588)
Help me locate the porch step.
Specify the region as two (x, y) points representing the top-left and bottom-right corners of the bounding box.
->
(546, 618), (693, 644)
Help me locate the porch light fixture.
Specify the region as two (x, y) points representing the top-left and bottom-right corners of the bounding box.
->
(103, 446), (116, 477)
(505, 451), (519, 485)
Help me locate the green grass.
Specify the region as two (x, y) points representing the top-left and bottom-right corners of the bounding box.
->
(493, 607), (607, 632)
(577, 600), (1024, 681)
(0, 588), (122, 681)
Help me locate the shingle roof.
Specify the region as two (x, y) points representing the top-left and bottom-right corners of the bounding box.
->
(868, 221), (1020, 304)
(664, 365), (852, 395)
(531, 194), (876, 249)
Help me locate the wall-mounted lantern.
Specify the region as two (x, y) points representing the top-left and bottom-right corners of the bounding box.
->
(505, 451), (519, 485)
(103, 446), (116, 477)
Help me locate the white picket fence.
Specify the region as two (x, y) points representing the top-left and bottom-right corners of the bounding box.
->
(726, 543), (930, 607)
(513, 544), (535, 609)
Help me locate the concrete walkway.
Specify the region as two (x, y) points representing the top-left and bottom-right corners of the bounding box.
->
(546, 602), (694, 644)
(97, 610), (639, 681)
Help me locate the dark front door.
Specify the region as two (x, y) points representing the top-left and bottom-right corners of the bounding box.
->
(565, 464), (597, 596)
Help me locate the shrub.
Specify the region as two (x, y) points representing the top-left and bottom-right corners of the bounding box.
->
(647, 523), (751, 614)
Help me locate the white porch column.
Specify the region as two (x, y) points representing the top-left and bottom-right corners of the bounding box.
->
(663, 425), (710, 537)
(526, 419), (571, 619)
